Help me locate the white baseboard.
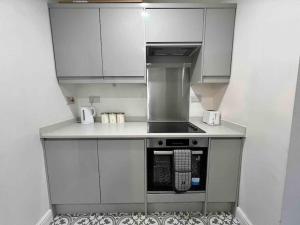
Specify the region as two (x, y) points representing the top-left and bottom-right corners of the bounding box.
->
(236, 207), (254, 225)
(36, 209), (53, 225)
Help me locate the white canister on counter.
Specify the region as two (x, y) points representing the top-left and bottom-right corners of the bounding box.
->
(109, 113), (117, 124)
(116, 113), (125, 123)
(101, 113), (109, 124)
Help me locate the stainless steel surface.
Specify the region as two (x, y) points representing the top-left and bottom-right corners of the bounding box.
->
(147, 138), (209, 148)
(146, 44), (201, 57)
(154, 151), (174, 155)
(147, 63), (190, 122)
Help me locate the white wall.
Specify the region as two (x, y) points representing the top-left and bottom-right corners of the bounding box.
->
(219, 1), (300, 225)
(281, 59), (300, 225)
(60, 83), (226, 120)
(0, 1), (73, 225)
(61, 84), (148, 119)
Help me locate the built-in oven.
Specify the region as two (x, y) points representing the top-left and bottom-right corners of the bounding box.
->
(147, 138), (208, 192)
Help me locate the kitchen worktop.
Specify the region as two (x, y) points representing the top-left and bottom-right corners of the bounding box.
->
(40, 118), (246, 139)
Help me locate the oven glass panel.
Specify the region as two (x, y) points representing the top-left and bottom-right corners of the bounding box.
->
(147, 147), (208, 192)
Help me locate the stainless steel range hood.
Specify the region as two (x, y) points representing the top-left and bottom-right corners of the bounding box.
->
(146, 43), (201, 57)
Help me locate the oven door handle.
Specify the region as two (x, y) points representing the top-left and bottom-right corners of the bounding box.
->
(192, 150), (203, 155)
(154, 151), (174, 155)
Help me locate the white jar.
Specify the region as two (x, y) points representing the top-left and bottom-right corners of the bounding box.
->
(109, 113), (117, 124)
(117, 113), (125, 123)
(101, 113), (109, 124)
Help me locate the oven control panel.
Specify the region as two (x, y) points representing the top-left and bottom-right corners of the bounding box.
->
(147, 138), (208, 148)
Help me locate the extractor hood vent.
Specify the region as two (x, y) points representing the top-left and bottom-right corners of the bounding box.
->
(147, 43), (201, 57)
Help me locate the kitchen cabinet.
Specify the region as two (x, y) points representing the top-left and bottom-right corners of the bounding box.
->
(50, 8), (102, 78)
(49, 5), (236, 84)
(44, 140), (100, 204)
(207, 138), (242, 202)
(192, 8), (236, 83)
(145, 9), (204, 43)
(203, 8), (236, 81)
(98, 139), (145, 204)
(100, 8), (146, 78)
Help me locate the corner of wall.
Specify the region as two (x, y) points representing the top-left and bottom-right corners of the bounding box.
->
(35, 209), (53, 225)
(236, 207), (254, 225)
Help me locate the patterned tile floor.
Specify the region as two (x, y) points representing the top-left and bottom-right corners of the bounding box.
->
(50, 212), (240, 225)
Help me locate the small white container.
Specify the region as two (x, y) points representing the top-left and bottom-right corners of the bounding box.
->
(202, 110), (221, 126)
(109, 113), (117, 124)
(101, 113), (109, 124)
(117, 113), (125, 123)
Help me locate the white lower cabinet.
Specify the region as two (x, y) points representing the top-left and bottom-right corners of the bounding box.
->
(207, 138), (242, 202)
(44, 138), (242, 207)
(98, 140), (145, 204)
(45, 140), (100, 204)
(45, 139), (145, 205)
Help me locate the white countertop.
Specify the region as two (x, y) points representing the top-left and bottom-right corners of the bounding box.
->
(40, 118), (246, 139)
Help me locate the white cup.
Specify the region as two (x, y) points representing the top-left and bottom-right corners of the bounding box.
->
(117, 113), (125, 123)
(101, 113), (109, 124)
(109, 113), (117, 124)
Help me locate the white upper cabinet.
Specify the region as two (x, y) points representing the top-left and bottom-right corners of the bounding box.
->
(100, 8), (146, 77)
(145, 9), (204, 43)
(202, 8), (236, 79)
(49, 5), (235, 83)
(50, 8), (102, 77)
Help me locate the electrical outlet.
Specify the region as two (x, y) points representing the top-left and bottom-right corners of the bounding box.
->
(89, 96), (100, 104)
(66, 96), (75, 105)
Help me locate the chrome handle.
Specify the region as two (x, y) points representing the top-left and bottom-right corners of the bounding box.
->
(192, 151), (203, 155)
(154, 151), (173, 155)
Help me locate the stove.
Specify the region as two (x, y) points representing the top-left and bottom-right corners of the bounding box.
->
(147, 122), (206, 133)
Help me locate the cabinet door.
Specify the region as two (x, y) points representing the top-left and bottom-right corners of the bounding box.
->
(146, 9), (204, 43)
(100, 8), (145, 77)
(98, 140), (145, 203)
(207, 138), (242, 202)
(50, 8), (102, 77)
(45, 140), (100, 204)
(202, 8), (235, 79)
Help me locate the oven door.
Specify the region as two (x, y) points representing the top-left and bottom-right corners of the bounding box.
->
(147, 147), (208, 192)
(147, 149), (173, 191)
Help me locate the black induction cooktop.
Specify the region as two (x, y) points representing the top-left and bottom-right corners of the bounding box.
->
(147, 122), (206, 133)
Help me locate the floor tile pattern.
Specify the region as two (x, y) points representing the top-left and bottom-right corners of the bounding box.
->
(50, 212), (240, 225)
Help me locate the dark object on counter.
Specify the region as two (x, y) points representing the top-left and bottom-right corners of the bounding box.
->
(148, 122), (206, 133)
